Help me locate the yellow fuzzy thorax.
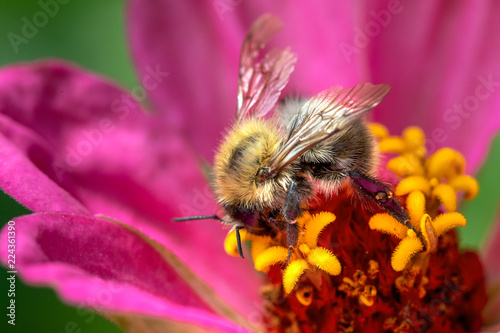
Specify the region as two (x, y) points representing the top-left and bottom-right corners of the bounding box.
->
(213, 118), (292, 209)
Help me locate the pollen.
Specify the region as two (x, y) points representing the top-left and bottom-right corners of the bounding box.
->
(425, 147), (465, 179)
(432, 183), (457, 212)
(395, 176), (431, 196)
(338, 269), (378, 307)
(449, 174), (479, 199)
(302, 211), (335, 248)
(368, 213), (408, 239)
(254, 246), (289, 272)
(367, 123), (389, 139)
(391, 235), (424, 271)
(251, 235), (274, 263)
(306, 247), (341, 276)
(387, 154), (425, 177)
(283, 259), (309, 294)
(433, 212), (467, 236)
(406, 190), (426, 225)
(252, 211), (341, 293)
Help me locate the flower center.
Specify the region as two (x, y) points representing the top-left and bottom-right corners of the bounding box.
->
(224, 124), (487, 332)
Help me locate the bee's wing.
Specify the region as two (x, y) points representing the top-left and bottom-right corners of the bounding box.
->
(269, 83), (391, 173)
(235, 14), (297, 123)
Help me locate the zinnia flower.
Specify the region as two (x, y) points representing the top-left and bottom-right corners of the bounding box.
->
(1, 1), (500, 332)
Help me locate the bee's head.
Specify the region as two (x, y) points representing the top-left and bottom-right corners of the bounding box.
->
(213, 119), (293, 210)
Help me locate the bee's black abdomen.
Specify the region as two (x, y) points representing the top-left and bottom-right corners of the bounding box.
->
(300, 119), (375, 187)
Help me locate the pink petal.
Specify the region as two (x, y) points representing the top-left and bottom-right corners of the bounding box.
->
(361, 1), (500, 173)
(0, 212), (252, 332)
(128, 0), (360, 161)
(0, 60), (261, 317)
(0, 132), (88, 214)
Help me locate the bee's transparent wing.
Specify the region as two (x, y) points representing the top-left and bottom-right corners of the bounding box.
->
(269, 83), (391, 173)
(235, 14), (297, 123)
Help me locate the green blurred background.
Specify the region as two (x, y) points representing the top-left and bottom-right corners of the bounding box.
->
(0, 1), (499, 332)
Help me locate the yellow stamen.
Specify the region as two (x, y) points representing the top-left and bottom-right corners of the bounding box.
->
(391, 236), (424, 271)
(251, 235), (273, 264)
(420, 214), (437, 253)
(296, 210), (312, 229)
(449, 175), (479, 200)
(387, 154), (425, 178)
(306, 247), (342, 276)
(224, 229), (250, 257)
(283, 259), (309, 294)
(359, 285), (377, 307)
(406, 191), (426, 226)
(426, 148), (466, 179)
(403, 127), (426, 152)
(367, 123), (389, 139)
(432, 184), (457, 212)
(395, 176), (431, 196)
(295, 285), (314, 306)
(379, 136), (407, 154)
(432, 213), (467, 237)
(367, 260), (380, 279)
(254, 246), (288, 272)
(299, 243), (311, 256)
(368, 213), (407, 239)
(303, 212), (336, 248)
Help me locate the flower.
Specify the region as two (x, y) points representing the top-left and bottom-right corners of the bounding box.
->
(225, 125), (487, 332)
(1, 0), (500, 332)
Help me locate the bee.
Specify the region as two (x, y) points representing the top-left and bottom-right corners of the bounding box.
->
(174, 14), (416, 261)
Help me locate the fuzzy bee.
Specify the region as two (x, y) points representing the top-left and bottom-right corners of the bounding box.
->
(174, 14), (416, 261)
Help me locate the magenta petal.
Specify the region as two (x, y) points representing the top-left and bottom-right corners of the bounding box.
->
(0, 133), (88, 214)
(128, 0), (360, 161)
(0, 60), (261, 317)
(0, 212), (252, 332)
(362, 1), (500, 172)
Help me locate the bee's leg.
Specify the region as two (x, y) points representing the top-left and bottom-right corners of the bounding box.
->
(282, 181), (302, 222)
(347, 170), (421, 238)
(281, 178), (312, 268)
(282, 221), (298, 269)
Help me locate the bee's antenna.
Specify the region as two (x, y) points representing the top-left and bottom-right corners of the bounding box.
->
(172, 215), (246, 259)
(172, 215), (225, 222)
